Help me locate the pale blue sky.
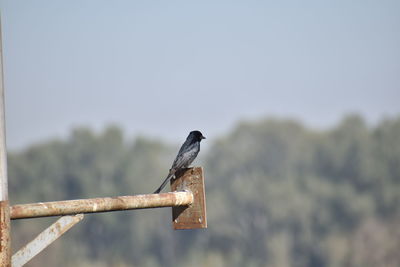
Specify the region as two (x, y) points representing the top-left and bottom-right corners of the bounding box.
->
(1, 0), (399, 149)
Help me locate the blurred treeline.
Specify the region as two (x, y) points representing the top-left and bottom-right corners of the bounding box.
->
(8, 115), (400, 267)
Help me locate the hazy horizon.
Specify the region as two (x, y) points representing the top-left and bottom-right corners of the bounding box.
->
(2, 0), (399, 150)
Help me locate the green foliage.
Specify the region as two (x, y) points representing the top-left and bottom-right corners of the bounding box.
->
(8, 115), (400, 267)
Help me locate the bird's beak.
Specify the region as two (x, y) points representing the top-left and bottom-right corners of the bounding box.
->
(202, 136), (206, 140)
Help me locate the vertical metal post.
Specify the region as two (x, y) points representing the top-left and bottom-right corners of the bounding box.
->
(0, 13), (11, 267)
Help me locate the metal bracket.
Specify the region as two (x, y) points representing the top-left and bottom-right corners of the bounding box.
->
(7, 167), (207, 266)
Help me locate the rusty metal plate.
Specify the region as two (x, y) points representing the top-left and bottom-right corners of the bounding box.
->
(171, 167), (207, 230)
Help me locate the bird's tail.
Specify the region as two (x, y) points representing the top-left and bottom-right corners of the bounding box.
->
(153, 172), (174, 194)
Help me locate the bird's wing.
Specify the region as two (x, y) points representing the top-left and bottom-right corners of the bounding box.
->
(172, 143), (199, 170)
(177, 138), (191, 155)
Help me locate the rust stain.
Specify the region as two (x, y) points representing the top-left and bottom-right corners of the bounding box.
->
(0, 200), (10, 266)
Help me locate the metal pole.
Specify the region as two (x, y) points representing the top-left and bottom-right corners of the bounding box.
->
(0, 13), (11, 267)
(12, 214), (84, 267)
(0, 13), (11, 266)
(11, 191), (193, 219)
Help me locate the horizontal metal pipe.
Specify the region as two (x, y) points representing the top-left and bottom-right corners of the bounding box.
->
(10, 192), (193, 220)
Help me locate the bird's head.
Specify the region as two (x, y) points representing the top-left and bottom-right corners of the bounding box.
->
(189, 130), (206, 142)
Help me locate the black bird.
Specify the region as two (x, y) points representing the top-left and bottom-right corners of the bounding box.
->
(154, 130), (206, 194)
